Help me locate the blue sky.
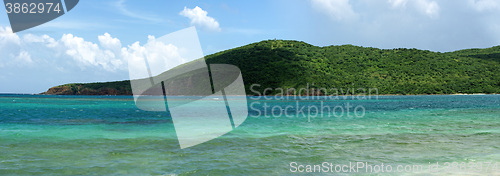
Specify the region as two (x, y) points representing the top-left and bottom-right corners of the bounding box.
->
(1, 0), (500, 93)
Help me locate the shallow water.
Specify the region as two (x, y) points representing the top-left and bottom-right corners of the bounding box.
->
(0, 94), (499, 175)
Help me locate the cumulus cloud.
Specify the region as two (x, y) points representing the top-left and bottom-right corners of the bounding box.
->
(0, 28), (122, 71)
(123, 35), (186, 78)
(388, 0), (407, 8)
(98, 33), (122, 51)
(416, 0), (439, 18)
(388, 0), (439, 18)
(180, 6), (221, 32)
(0, 27), (20, 45)
(14, 51), (33, 65)
(61, 34), (123, 71)
(22, 34), (58, 47)
(0, 27), (21, 68)
(0, 26), (189, 74)
(468, 0), (499, 11)
(311, 0), (358, 21)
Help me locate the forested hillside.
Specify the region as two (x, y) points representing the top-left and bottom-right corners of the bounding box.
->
(42, 40), (500, 95)
(205, 40), (500, 95)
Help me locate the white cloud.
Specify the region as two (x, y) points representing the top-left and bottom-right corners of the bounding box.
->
(61, 34), (123, 71)
(14, 51), (33, 65)
(388, 0), (439, 18)
(180, 6), (221, 32)
(388, 0), (407, 8)
(0, 27), (21, 45)
(416, 0), (439, 18)
(0, 27), (21, 68)
(468, 0), (499, 11)
(311, 0), (358, 21)
(122, 35), (185, 77)
(98, 33), (122, 51)
(0, 26), (189, 74)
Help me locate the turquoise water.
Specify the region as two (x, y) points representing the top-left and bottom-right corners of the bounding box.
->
(0, 94), (499, 175)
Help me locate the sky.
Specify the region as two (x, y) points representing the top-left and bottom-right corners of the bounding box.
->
(1, 0), (500, 93)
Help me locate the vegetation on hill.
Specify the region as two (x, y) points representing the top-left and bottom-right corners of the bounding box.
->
(42, 81), (131, 95)
(42, 40), (500, 95)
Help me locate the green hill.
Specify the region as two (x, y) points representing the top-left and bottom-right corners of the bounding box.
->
(42, 40), (500, 95)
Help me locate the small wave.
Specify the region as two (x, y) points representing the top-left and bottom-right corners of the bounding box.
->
(473, 132), (493, 135)
(0, 129), (38, 132)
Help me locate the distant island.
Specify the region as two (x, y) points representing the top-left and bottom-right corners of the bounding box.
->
(41, 40), (500, 96)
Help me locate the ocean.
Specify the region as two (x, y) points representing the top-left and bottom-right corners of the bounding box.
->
(0, 94), (499, 175)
